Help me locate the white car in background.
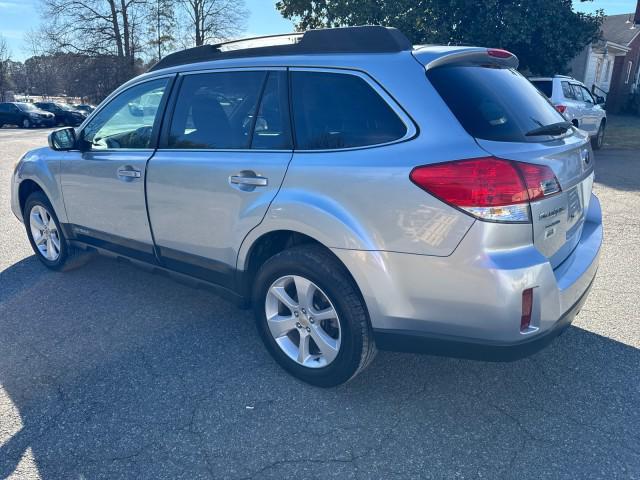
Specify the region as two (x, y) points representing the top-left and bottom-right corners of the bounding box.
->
(530, 75), (607, 150)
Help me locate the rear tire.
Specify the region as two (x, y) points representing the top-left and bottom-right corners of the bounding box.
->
(253, 245), (376, 387)
(22, 118), (31, 129)
(592, 121), (605, 150)
(24, 191), (92, 271)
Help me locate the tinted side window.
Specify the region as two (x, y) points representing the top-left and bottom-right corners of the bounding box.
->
(291, 71), (407, 150)
(168, 71), (266, 149)
(531, 80), (552, 98)
(0, 104), (9, 113)
(561, 81), (575, 99)
(251, 72), (292, 150)
(82, 78), (169, 150)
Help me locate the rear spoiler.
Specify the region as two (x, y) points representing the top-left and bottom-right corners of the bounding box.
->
(414, 47), (519, 71)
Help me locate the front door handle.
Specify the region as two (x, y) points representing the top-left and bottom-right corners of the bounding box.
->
(229, 170), (269, 193)
(230, 174), (268, 187)
(117, 168), (141, 180)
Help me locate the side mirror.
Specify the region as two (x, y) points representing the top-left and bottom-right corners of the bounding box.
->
(596, 95), (606, 106)
(48, 127), (76, 151)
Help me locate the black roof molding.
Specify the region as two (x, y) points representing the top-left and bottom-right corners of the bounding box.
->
(149, 26), (412, 72)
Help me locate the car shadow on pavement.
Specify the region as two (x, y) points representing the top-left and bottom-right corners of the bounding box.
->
(0, 255), (639, 479)
(595, 149), (640, 192)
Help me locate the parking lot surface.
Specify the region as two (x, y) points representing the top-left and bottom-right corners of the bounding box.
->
(1, 127), (639, 479)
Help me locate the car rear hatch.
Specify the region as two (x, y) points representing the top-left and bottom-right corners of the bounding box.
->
(413, 47), (595, 268)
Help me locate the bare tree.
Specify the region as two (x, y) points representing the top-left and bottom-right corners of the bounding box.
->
(147, 0), (176, 62)
(0, 36), (11, 101)
(37, 0), (148, 74)
(179, 0), (247, 46)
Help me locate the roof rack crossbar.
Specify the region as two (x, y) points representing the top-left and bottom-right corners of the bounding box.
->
(149, 26), (412, 72)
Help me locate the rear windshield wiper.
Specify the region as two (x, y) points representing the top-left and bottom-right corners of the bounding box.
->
(525, 121), (572, 137)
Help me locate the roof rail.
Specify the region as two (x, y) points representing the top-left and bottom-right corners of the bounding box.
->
(149, 26), (412, 72)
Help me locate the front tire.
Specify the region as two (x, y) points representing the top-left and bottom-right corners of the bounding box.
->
(592, 121), (605, 150)
(253, 245), (376, 387)
(22, 118), (31, 129)
(24, 191), (91, 271)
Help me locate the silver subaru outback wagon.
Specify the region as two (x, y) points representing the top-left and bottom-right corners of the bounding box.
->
(11, 26), (602, 386)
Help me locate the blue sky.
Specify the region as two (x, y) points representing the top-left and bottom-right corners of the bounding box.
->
(0, 0), (636, 60)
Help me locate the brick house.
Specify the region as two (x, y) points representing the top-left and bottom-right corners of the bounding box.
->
(569, 1), (640, 113)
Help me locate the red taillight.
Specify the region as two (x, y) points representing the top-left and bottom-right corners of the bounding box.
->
(516, 161), (561, 201)
(410, 158), (528, 207)
(521, 288), (534, 331)
(555, 105), (567, 114)
(409, 157), (561, 222)
(487, 48), (513, 59)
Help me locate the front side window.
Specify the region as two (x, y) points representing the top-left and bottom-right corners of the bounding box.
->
(579, 86), (594, 104)
(168, 71), (269, 149)
(82, 78), (169, 150)
(291, 71), (407, 150)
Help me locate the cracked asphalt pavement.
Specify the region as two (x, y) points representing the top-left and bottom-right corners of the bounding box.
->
(1, 127), (639, 479)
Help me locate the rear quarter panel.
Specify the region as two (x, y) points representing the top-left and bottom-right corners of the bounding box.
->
(239, 54), (493, 267)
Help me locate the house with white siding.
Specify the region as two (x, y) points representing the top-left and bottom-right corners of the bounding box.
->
(569, 1), (640, 112)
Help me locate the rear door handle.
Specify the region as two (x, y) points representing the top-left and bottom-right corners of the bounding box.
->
(230, 174), (268, 187)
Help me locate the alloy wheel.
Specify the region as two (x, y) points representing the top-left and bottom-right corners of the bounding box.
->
(265, 275), (341, 368)
(29, 205), (61, 261)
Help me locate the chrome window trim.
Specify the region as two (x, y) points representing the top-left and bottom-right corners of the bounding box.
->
(289, 66), (417, 153)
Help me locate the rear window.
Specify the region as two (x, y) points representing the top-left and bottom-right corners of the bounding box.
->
(428, 67), (566, 143)
(530, 80), (553, 98)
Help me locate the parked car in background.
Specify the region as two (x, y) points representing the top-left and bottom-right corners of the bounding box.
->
(34, 102), (87, 127)
(11, 27), (602, 387)
(529, 75), (607, 149)
(0, 102), (55, 128)
(74, 104), (95, 114)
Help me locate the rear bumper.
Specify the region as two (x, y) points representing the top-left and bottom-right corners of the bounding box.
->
(332, 193), (602, 359)
(373, 274), (593, 361)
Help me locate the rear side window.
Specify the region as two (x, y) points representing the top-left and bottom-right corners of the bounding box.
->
(530, 80), (552, 98)
(428, 66), (566, 142)
(169, 71), (267, 149)
(570, 84), (585, 101)
(291, 71), (407, 150)
(561, 81), (576, 99)
(251, 72), (292, 150)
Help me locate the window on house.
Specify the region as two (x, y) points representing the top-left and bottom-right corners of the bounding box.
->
(604, 59), (611, 81)
(595, 58), (603, 82)
(626, 61), (633, 84)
